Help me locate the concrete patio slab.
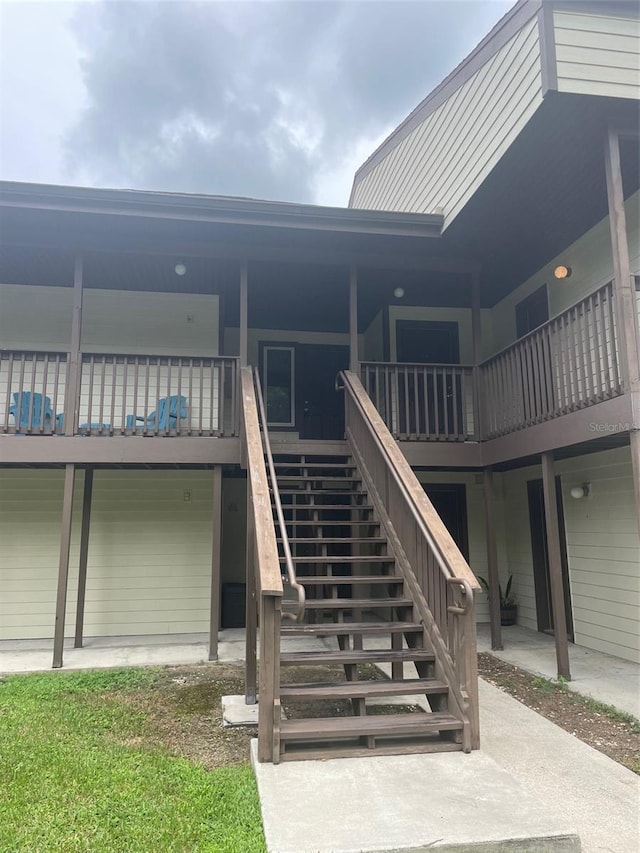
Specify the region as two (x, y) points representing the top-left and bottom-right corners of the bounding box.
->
(251, 740), (580, 853)
(477, 624), (640, 719)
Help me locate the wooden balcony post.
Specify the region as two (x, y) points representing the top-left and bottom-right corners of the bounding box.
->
(53, 464), (76, 668)
(245, 480), (258, 704)
(541, 452), (571, 681)
(239, 261), (248, 368)
(74, 467), (94, 648)
(209, 465), (223, 661)
(471, 273), (483, 440)
(64, 256), (84, 436)
(483, 467), (503, 650)
(349, 265), (359, 373)
(604, 128), (640, 538)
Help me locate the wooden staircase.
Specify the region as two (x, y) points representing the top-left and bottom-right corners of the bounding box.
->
(240, 366), (480, 765)
(271, 455), (466, 761)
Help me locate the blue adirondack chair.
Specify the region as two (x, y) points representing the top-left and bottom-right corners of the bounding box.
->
(9, 392), (57, 432)
(125, 395), (188, 432)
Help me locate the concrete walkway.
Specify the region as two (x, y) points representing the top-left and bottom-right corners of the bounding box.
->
(477, 624), (640, 719)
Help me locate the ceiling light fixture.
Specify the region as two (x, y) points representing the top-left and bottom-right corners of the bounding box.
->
(174, 262), (187, 276)
(553, 265), (572, 280)
(393, 287), (405, 299)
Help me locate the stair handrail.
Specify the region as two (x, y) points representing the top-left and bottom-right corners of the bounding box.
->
(339, 369), (480, 749)
(253, 368), (305, 623)
(339, 370), (479, 592)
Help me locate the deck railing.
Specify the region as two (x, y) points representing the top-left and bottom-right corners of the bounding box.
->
(360, 362), (476, 441)
(480, 281), (622, 439)
(1, 351), (67, 434)
(240, 366), (283, 764)
(1, 350), (239, 437)
(340, 370), (480, 751)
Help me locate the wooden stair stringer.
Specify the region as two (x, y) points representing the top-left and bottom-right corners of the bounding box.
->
(347, 434), (472, 752)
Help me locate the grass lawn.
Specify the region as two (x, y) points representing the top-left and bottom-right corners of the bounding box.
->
(0, 667), (266, 853)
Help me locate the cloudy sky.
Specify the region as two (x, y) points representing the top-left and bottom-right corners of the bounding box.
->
(1, 0), (512, 207)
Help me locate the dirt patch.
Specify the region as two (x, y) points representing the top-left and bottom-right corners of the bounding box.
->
(478, 653), (640, 775)
(115, 663), (255, 770)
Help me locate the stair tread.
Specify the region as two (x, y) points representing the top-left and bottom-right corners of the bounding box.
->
(280, 504), (374, 510)
(275, 476), (361, 482)
(278, 488), (366, 494)
(281, 621), (422, 635)
(284, 555), (393, 563)
(286, 597), (412, 610)
(280, 648), (433, 665)
(280, 712), (462, 739)
(284, 520), (380, 527)
(274, 462), (354, 469)
(280, 537), (386, 544)
(294, 575), (401, 585)
(280, 679), (448, 700)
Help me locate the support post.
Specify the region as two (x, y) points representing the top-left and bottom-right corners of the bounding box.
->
(239, 261), (248, 368)
(52, 464), (76, 668)
(64, 256), (84, 436)
(541, 452), (571, 681)
(471, 273), (483, 440)
(245, 482), (258, 704)
(209, 466), (223, 661)
(74, 467), (93, 648)
(604, 128), (640, 543)
(349, 265), (359, 373)
(483, 467), (503, 650)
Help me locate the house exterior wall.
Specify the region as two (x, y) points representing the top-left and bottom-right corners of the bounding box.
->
(489, 190), (640, 354)
(500, 445), (639, 664)
(0, 468), (217, 640)
(553, 9), (640, 101)
(350, 16), (543, 227)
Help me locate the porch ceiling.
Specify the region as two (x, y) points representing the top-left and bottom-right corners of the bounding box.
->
(442, 93), (640, 307)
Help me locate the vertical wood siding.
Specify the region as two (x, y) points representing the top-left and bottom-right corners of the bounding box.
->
(500, 446), (639, 663)
(351, 18), (543, 227)
(0, 469), (215, 640)
(553, 10), (640, 100)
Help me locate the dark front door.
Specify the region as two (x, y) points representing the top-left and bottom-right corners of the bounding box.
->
(516, 285), (549, 338)
(422, 483), (469, 561)
(295, 344), (349, 440)
(396, 320), (460, 364)
(527, 478), (574, 639)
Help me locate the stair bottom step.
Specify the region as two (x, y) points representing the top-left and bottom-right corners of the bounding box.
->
(280, 711), (462, 741)
(280, 736), (464, 762)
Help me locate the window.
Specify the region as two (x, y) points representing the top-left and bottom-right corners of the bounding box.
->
(263, 346), (295, 427)
(515, 285), (549, 338)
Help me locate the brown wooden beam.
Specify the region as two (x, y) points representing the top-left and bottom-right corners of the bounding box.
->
(349, 265), (359, 373)
(604, 129), (640, 401)
(471, 273), (483, 440)
(630, 431), (640, 540)
(541, 452), (571, 681)
(64, 256), (83, 436)
(483, 467), (503, 650)
(52, 463), (76, 668)
(245, 482), (258, 704)
(0, 436), (241, 465)
(209, 466), (223, 661)
(74, 467), (93, 648)
(239, 261), (248, 367)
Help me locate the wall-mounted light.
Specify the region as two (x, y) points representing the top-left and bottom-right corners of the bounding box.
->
(174, 262), (187, 276)
(554, 265), (572, 280)
(393, 287), (405, 299)
(570, 483), (590, 500)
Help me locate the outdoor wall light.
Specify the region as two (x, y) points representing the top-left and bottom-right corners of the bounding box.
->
(570, 483), (591, 499)
(393, 287), (405, 299)
(553, 265), (572, 280)
(174, 262), (187, 276)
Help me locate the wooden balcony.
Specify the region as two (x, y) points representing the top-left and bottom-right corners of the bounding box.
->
(479, 281), (623, 439)
(1, 351), (239, 437)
